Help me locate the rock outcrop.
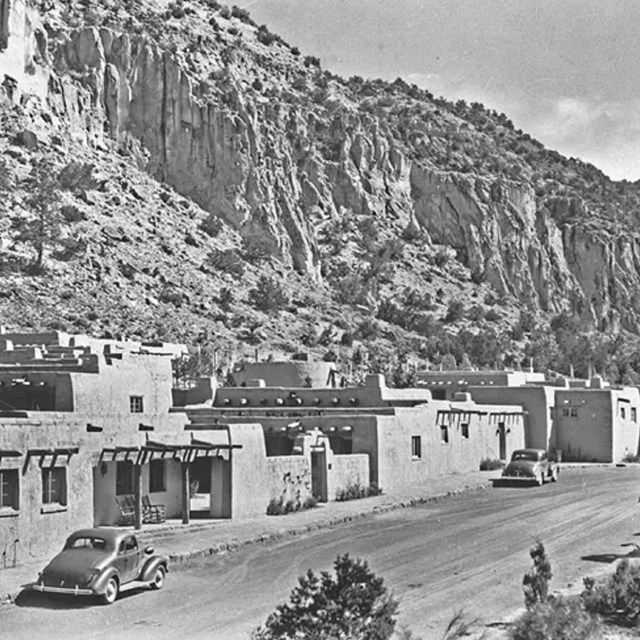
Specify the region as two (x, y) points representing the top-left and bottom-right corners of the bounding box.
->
(2, 0), (640, 335)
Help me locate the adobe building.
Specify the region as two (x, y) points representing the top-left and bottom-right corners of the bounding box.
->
(180, 366), (527, 497)
(417, 369), (640, 462)
(0, 331), (266, 566)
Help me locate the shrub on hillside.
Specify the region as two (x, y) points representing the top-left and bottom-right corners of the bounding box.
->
(248, 276), (289, 314)
(252, 554), (398, 640)
(207, 248), (245, 277)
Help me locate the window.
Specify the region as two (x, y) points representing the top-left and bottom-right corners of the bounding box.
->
(411, 436), (422, 459)
(440, 424), (449, 444)
(632, 408), (637, 423)
(129, 396), (144, 413)
(42, 467), (66, 505)
(149, 459), (166, 493)
(570, 407), (578, 417)
(0, 469), (18, 510)
(621, 406), (627, 420)
(461, 423), (469, 439)
(116, 461), (134, 495)
(119, 536), (138, 554)
(562, 407), (570, 417)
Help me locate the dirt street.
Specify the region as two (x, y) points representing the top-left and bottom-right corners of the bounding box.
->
(5, 467), (640, 639)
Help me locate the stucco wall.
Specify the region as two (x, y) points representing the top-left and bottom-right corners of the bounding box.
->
(231, 361), (336, 388)
(265, 456), (313, 507)
(469, 385), (555, 450)
(328, 454), (369, 500)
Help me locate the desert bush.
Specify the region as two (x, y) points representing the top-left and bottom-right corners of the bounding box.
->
(622, 452), (640, 463)
(200, 215), (223, 237)
(248, 276), (289, 314)
(303, 55), (321, 68)
(242, 235), (272, 264)
(252, 554), (398, 640)
(231, 4), (253, 22)
(335, 482), (382, 502)
(523, 541), (553, 608)
(266, 495), (317, 516)
(445, 301), (465, 323)
(479, 457), (504, 471)
(256, 24), (276, 45)
(433, 248), (450, 268)
(219, 5), (231, 18)
(207, 248), (245, 277)
(582, 558), (640, 625)
(510, 595), (601, 640)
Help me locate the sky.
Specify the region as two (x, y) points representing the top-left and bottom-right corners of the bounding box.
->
(245, 0), (640, 181)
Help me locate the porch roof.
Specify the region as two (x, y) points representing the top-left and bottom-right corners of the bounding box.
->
(100, 439), (242, 465)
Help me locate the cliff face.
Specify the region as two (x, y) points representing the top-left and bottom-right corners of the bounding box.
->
(2, 0), (640, 340)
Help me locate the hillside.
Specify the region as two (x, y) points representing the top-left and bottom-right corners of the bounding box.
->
(2, 0), (640, 384)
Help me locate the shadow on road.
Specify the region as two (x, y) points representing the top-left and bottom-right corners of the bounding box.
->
(581, 544), (640, 564)
(14, 584), (150, 609)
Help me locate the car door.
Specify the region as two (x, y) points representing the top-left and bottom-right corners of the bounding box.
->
(119, 535), (143, 584)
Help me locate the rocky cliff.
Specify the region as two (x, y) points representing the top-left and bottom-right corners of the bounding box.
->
(1, 0), (640, 378)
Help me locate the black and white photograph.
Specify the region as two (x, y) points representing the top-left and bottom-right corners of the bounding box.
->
(1, 1), (639, 638)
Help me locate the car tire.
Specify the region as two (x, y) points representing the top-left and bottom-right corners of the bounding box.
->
(150, 566), (165, 590)
(101, 577), (119, 605)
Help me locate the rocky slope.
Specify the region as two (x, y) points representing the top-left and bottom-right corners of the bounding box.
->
(1, 0), (640, 381)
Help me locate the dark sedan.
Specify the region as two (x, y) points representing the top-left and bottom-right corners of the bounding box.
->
(32, 527), (168, 604)
(501, 448), (559, 485)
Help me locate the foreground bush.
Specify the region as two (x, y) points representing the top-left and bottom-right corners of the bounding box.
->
(252, 554), (397, 640)
(511, 595), (601, 640)
(582, 558), (640, 625)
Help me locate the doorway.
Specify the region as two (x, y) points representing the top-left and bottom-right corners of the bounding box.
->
(498, 422), (507, 460)
(311, 449), (328, 502)
(189, 457), (211, 516)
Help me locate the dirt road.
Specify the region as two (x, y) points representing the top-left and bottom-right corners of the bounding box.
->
(6, 467), (640, 639)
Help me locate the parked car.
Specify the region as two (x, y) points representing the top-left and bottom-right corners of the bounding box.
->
(501, 448), (559, 485)
(32, 527), (168, 604)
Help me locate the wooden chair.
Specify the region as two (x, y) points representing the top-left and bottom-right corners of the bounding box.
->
(115, 496), (135, 526)
(142, 495), (166, 524)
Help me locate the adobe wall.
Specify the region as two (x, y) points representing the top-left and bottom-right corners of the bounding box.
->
(230, 361), (335, 388)
(612, 388), (640, 460)
(328, 454), (369, 500)
(374, 404), (525, 493)
(469, 385), (554, 450)
(265, 456), (313, 507)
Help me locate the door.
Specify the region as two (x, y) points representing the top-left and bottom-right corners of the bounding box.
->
(117, 535), (142, 583)
(498, 423), (507, 460)
(189, 457), (212, 514)
(311, 450), (328, 502)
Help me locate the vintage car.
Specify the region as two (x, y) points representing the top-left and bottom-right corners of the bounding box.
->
(32, 527), (168, 604)
(501, 448), (559, 485)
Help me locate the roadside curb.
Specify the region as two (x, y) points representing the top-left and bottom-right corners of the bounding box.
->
(164, 480), (494, 565)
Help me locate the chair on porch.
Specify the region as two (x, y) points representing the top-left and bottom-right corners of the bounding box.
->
(142, 495), (166, 524)
(115, 496), (135, 526)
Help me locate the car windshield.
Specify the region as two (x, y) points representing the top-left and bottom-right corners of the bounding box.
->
(511, 451), (539, 462)
(65, 536), (108, 551)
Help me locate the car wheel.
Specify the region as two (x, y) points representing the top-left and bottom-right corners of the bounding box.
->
(551, 467), (559, 482)
(101, 577), (119, 605)
(150, 566), (165, 590)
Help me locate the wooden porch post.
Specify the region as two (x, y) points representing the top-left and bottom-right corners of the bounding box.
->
(181, 461), (190, 525)
(133, 464), (142, 530)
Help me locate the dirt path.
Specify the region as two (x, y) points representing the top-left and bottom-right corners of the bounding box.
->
(6, 467), (640, 639)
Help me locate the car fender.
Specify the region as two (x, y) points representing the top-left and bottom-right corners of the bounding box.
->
(92, 567), (120, 594)
(139, 556), (169, 583)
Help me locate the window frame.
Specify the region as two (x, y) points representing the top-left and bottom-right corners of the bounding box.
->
(149, 459), (166, 493)
(116, 461), (135, 496)
(570, 406), (578, 418)
(42, 467), (67, 505)
(411, 435), (422, 459)
(0, 469), (19, 511)
(632, 407), (637, 423)
(129, 395), (144, 413)
(461, 422), (469, 439)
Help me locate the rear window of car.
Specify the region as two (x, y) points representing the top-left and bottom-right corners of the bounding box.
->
(66, 537), (107, 550)
(511, 451), (538, 461)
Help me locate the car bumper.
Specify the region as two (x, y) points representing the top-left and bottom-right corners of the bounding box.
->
(500, 476), (537, 482)
(32, 584), (94, 596)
